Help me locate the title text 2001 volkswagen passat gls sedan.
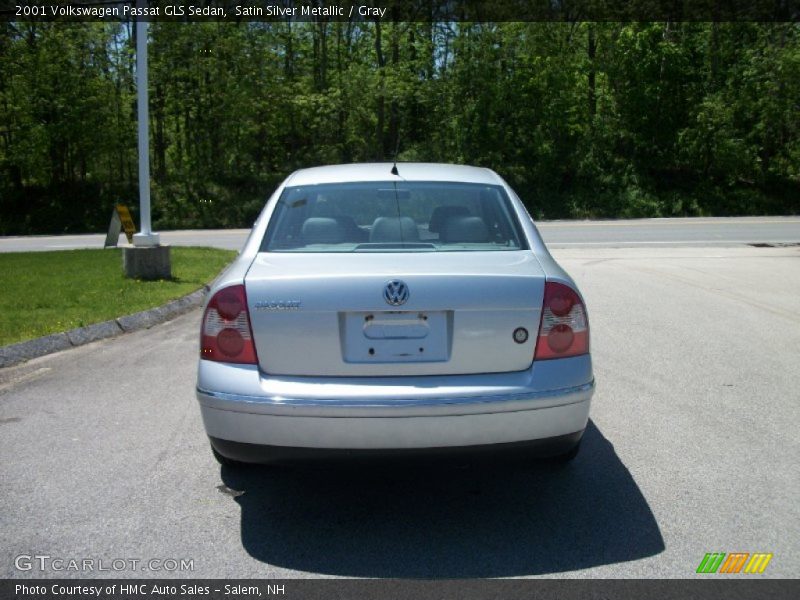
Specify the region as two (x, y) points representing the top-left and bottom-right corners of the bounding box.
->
(196, 163), (594, 466)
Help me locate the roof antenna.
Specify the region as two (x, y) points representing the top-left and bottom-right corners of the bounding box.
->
(390, 130), (401, 176)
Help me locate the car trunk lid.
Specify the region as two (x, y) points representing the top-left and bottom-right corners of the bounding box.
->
(245, 251), (545, 376)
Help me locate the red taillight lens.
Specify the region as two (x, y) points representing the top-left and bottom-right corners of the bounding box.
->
(215, 289), (244, 320)
(201, 284), (258, 364)
(535, 281), (589, 360)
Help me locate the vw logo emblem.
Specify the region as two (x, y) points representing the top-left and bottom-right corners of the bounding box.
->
(383, 280), (409, 306)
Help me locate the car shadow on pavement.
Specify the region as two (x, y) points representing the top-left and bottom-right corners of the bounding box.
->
(220, 420), (664, 577)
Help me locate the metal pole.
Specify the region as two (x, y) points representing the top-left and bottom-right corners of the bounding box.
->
(133, 1), (159, 247)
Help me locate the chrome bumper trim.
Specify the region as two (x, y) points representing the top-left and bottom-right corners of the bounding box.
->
(196, 379), (594, 418)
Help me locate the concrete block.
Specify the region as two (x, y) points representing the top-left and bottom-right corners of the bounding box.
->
(116, 309), (162, 333)
(66, 320), (123, 347)
(123, 245), (172, 280)
(0, 333), (71, 368)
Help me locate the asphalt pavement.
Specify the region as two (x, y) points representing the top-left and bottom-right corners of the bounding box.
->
(1, 216), (799, 252)
(1, 245), (798, 578)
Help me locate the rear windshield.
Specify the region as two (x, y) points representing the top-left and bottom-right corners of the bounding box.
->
(261, 181), (527, 252)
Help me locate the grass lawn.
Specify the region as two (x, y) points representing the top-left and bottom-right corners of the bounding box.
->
(0, 247), (237, 346)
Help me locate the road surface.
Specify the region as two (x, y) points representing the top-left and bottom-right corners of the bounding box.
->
(1, 245), (798, 578)
(1, 216), (799, 252)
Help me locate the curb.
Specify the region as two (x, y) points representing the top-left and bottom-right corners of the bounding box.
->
(0, 286), (209, 369)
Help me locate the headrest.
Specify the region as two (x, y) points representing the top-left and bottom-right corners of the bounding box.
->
(441, 216), (490, 243)
(369, 216), (420, 243)
(301, 217), (345, 244)
(428, 205), (469, 233)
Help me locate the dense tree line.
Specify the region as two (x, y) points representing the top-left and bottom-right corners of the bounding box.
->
(0, 21), (798, 234)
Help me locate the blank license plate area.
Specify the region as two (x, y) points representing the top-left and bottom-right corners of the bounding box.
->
(342, 311), (450, 363)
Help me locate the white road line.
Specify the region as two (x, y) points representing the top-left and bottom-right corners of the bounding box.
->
(549, 240), (799, 246)
(538, 219), (800, 228)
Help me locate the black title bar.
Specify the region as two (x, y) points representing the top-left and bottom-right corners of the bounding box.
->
(1, 0), (799, 22)
(3, 579), (800, 600)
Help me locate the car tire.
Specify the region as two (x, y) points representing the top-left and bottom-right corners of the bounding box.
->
(211, 444), (246, 469)
(549, 439), (581, 464)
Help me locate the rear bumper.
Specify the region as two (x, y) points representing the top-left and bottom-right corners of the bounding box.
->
(197, 355), (594, 460)
(196, 355), (594, 457)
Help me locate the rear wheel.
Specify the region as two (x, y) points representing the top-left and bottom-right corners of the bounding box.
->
(211, 444), (246, 469)
(548, 439), (582, 465)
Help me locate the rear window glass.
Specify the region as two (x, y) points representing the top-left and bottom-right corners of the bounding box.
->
(260, 181), (527, 252)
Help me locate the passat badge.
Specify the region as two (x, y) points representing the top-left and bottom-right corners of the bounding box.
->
(254, 300), (301, 311)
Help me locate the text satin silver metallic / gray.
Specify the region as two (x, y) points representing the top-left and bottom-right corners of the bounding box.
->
(195, 163), (594, 465)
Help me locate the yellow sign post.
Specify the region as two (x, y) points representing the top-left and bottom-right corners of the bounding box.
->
(116, 204), (136, 243)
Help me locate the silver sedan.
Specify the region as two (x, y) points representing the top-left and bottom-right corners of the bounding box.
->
(196, 163), (594, 465)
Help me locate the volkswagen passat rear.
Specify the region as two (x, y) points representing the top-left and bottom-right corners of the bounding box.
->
(196, 163), (594, 465)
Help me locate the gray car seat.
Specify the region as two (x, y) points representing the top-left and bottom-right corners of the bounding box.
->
(301, 217), (345, 244)
(428, 205), (469, 233)
(441, 215), (490, 243)
(370, 217), (420, 243)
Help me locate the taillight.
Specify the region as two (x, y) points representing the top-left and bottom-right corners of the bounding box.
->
(201, 284), (258, 364)
(535, 281), (589, 360)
